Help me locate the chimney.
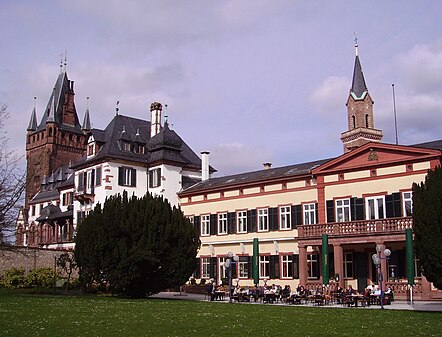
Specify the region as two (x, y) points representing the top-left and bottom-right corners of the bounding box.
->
(150, 102), (162, 138)
(263, 162), (272, 170)
(201, 151), (210, 181)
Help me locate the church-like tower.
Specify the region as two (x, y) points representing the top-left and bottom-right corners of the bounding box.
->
(340, 40), (383, 152)
(25, 69), (88, 207)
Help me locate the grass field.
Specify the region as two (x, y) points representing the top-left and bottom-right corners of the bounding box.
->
(0, 289), (441, 337)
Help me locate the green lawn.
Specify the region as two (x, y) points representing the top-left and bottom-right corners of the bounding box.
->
(0, 289), (441, 337)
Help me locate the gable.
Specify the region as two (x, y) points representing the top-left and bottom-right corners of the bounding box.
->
(312, 142), (441, 175)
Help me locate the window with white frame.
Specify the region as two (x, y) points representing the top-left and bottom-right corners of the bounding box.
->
(280, 206), (291, 230)
(218, 213), (227, 234)
(259, 255), (270, 278)
(238, 256), (249, 278)
(258, 208), (269, 231)
(201, 215), (210, 236)
(336, 199), (350, 222)
(307, 253), (319, 278)
(365, 196), (385, 220)
(237, 210), (247, 233)
(201, 257), (210, 279)
(281, 255), (293, 278)
(304, 203), (316, 225)
(218, 257), (228, 284)
(403, 191), (413, 216)
(149, 168), (161, 188)
(343, 252), (353, 278)
(118, 167), (136, 187)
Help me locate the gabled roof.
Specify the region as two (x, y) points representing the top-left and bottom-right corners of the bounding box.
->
(30, 165), (74, 203)
(36, 71), (83, 134)
(312, 141), (442, 175)
(73, 114), (205, 171)
(180, 158), (331, 195)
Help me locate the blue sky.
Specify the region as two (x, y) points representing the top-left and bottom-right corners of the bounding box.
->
(1, 1), (442, 176)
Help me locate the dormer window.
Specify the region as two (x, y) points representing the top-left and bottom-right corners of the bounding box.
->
(122, 141), (131, 152)
(87, 144), (94, 156)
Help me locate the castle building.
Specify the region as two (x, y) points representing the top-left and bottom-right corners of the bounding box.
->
(15, 69), (212, 249)
(177, 45), (442, 300)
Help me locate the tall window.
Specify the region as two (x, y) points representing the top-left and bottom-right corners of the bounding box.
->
(280, 206), (291, 230)
(281, 255), (293, 278)
(118, 167), (136, 187)
(366, 196), (385, 220)
(258, 208), (269, 231)
(307, 253), (319, 279)
(201, 257), (210, 279)
(149, 168), (161, 188)
(304, 203), (316, 225)
(218, 213), (227, 235)
(336, 199), (350, 222)
(403, 191), (413, 216)
(343, 252), (353, 278)
(259, 256), (270, 278)
(238, 256), (249, 278)
(201, 215), (210, 236)
(218, 257), (228, 284)
(237, 210), (247, 233)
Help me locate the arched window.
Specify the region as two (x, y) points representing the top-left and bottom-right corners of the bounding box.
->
(49, 128), (52, 137)
(352, 115), (356, 129)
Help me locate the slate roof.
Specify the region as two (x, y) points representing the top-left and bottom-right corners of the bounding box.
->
(412, 139), (442, 151)
(180, 158), (332, 195)
(73, 114), (208, 172)
(351, 55), (368, 98)
(36, 71), (83, 134)
(30, 165), (74, 203)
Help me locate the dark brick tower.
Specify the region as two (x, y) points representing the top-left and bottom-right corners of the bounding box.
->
(341, 41), (383, 152)
(25, 70), (87, 207)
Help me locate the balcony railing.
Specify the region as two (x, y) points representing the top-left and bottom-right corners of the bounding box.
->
(298, 217), (413, 239)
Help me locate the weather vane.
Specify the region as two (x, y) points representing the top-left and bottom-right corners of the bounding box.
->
(354, 32), (359, 56)
(116, 100), (120, 115)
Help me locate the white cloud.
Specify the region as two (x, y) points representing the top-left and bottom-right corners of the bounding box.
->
(308, 76), (349, 116)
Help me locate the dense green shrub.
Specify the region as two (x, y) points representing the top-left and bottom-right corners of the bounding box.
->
(27, 268), (56, 288)
(0, 268), (26, 289)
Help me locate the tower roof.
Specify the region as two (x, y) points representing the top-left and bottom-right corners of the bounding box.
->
(27, 106), (38, 131)
(82, 107), (91, 132)
(351, 55), (368, 99)
(36, 71), (83, 133)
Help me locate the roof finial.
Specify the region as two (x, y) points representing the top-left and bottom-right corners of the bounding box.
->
(59, 52), (64, 73)
(34, 96), (37, 108)
(63, 50), (68, 72)
(164, 103), (169, 125)
(116, 100), (120, 115)
(354, 32), (359, 57)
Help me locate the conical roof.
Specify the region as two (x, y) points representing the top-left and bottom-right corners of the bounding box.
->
(351, 55), (368, 98)
(27, 106), (38, 131)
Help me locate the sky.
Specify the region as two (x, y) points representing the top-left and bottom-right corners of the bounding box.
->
(1, 0), (442, 176)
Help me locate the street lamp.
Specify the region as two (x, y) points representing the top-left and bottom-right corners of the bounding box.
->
(372, 244), (391, 309)
(224, 252), (239, 303)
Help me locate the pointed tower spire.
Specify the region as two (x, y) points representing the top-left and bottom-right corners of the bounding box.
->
(47, 88), (56, 123)
(27, 97), (38, 131)
(341, 36), (383, 152)
(82, 97), (91, 132)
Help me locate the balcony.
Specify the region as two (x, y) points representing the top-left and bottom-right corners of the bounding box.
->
(74, 187), (95, 204)
(297, 216), (413, 239)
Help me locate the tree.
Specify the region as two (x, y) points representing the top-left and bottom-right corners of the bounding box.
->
(0, 103), (26, 244)
(412, 166), (442, 289)
(75, 192), (200, 298)
(57, 252), (78, 293)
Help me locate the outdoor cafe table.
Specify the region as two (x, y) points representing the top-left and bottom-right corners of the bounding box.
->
(214, 291), (226, 301)
(351, 294), (365, 307)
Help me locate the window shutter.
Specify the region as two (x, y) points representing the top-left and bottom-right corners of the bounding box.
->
(269, 208), (279, 231)
(269, 255), (280, 279)
(156, 168), (161, 187)
(209, 257), (217, 279)
(292, 254), (299, 279)
(386, 193), (401, 218)
(83, 172), (87, 190)
(194, 258), (201, 279)
(194, 216), (201, 233)
(95, 167), (102, 186)
(210, 214), (217, 235)
(350, 197), (364, 221)
(78, 173), (84, 191)
(118, 167), (124, 186)
(131, 168), (137, 187)
(248, 256), (252, 279)
(291, 204), (302, 227)
(227, 212), (236, 234)
(326, 200), (335, 223)
(248, 209), (257, 233)
(315, 203), (319, 224)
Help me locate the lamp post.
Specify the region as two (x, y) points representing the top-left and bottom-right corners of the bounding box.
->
(224, 252), (239, 303)
(372, 244), (391, 309)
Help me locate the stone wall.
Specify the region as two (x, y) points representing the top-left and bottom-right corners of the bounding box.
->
(0, 246), (77, 278)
